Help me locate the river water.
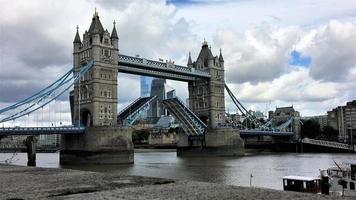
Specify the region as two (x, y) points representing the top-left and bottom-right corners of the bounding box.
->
(0, 151), (354, 190)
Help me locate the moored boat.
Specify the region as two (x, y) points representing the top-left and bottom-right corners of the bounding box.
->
(282, 176), (321, 193)
(326, 161), (356, 197)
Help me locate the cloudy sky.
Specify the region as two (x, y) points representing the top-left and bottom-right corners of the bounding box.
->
(1, 0), (356, 125)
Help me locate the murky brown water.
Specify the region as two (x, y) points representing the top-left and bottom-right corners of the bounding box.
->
(1, 151), (354, 190)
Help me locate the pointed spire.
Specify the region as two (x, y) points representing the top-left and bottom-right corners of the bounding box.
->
(202, 38), (208, 47)
(187, 52), (193, 67)
(73, 25), (81, 43)
(219, 48), (224, 62)
(111, 20), (119, 39)
(89, 8), (104, 35)
(93, 7), (98, 17)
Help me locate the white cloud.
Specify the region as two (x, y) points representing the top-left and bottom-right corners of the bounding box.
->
(1, 0), (356, 125)
(304, 20), (356, 81)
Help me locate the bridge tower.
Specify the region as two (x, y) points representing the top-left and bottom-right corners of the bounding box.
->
(188, 41), (225, 128)
(73, 10), (118, 127)
(178, 41), (244, 156)
(61, 11), (133, 164)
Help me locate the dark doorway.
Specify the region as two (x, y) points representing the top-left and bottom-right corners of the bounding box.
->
(81, 110), (92, 127)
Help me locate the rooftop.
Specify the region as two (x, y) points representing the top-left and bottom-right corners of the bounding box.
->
(282, 176), (319, 181)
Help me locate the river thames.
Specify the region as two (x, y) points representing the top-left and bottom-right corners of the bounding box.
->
(0, 151), (354, 190)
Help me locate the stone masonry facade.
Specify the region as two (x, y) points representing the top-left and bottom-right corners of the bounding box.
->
(188, 42), (225, 128)
(73, 11), (119, 127)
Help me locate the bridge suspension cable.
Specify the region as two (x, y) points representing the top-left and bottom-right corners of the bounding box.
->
(0, 61), (94, 123)
(224, 83), (262, 128)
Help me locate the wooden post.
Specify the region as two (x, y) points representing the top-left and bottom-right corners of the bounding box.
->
(25, 136), (37, 166)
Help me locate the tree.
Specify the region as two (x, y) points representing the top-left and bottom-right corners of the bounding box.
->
(132, 129), (150, 144)
(322, 126), (339, 141)
(301, 119), (321, 139)
(242, 118), (256, 129)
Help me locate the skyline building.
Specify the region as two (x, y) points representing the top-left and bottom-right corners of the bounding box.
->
(140, 76), (153, 97)
(327, 100), (356, 142)
(149, 78), (176, 118)
(140, 76), (154, 118)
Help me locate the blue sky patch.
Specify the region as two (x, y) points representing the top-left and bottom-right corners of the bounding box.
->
(289, 50), (311, 67)
(167, 0), (199, 5)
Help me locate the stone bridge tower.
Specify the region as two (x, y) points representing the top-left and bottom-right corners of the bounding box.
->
(73, 10), (118, 127)
(178, 41), (244, 156)
(61, 11), (133, 165)
(188, 41), (225, 128)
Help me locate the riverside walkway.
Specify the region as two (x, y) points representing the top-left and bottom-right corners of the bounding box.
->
(0, 164), (351, 200)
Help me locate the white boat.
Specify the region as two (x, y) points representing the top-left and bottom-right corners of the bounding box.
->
(326, 161), (356, 197)
(282, 176), (321, 193)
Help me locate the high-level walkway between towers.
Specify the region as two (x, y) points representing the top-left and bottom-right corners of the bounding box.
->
(118, 54), (211, 81)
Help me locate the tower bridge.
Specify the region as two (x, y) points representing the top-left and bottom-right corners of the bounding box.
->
(0, 11), (299, 164)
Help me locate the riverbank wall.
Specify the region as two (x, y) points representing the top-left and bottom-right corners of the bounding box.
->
(0, 164), (351, 200)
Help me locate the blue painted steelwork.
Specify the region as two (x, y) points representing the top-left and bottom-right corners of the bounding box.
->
(118, 54), (210, 82)
(224, 83), (295, 137)
(163, 97), (207, 136)
(276, 118), (293, 131)
(118, 96), (157, 126)
(0, 61), (94, 123)
(224, 83), (263, 128)
(0, 126), (85, 136)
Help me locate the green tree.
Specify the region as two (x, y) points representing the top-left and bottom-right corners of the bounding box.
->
(301, 119), (321, 139)
(242, 118), (256, 129)
(132, 129), (150, 144)
(322, 126), (339, 141)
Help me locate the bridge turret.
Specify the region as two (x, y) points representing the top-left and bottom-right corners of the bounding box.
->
(73, 26), (81, 45)
(111, 21), (119, 49)
(187, 52), (193, 67)
(219, 48), (224, 64)
(73, 26), (81, 70)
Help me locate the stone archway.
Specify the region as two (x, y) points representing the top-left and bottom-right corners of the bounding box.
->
(81, 109), (92, 127)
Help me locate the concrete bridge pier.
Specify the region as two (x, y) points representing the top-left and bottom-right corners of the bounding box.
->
(177, 128), (244, 156)
(60, 127), (133, 164)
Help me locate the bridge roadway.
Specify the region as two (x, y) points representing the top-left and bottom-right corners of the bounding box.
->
(0, 126), (85, 136)
(301, 138), (356, 152)
(239, 130), (294, 137)
(118, 54), (211, 82)
(0, 126), (294, 137)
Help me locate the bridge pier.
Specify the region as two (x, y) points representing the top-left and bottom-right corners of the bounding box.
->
(177, 128), (244, 156)
(60, 127), (133, 164)
(24, 136), (37, 166)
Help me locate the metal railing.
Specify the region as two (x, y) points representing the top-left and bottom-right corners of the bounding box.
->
(163, 97), (207, 136)
(302, 138), (355, 151)
(118, 54), (210, 78)
(0, 126), (85, 136)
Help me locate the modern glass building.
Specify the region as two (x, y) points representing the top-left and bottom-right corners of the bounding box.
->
(140, 76), (153, 119)
(140, 76), (153, 97)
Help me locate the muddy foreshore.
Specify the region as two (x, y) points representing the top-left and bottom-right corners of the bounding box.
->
(0, 164), (352, 200)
